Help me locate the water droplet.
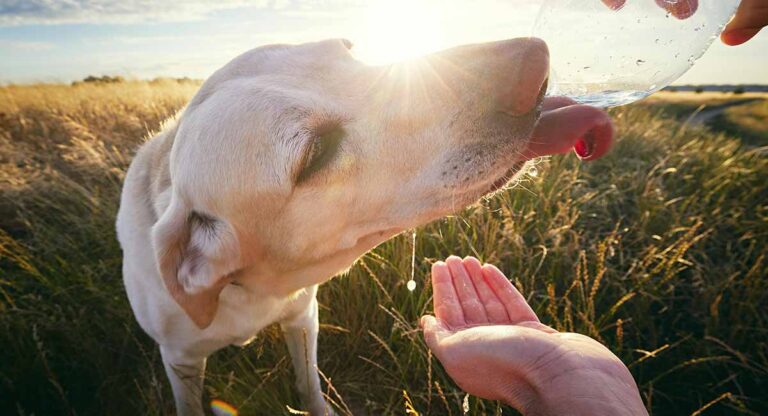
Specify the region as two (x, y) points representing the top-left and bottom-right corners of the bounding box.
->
(409, 230), (417, 292)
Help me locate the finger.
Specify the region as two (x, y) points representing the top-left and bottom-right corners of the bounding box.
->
(655, 0), (698, 20)
(446, 256), (489, 325)
(601, 0), (626, 11)
(722, 27), (764, 45)
(432, 261), (466, 328)
(515, 320), (559, 334)
(462, 257), (511, 324)
(541, 96), (577, 112)
(481, 264), (540, 323)
(420, 315), (451, 351)
(721, 0), (768, 46)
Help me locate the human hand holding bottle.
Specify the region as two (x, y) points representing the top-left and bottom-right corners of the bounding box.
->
(601, 0), (767, 45)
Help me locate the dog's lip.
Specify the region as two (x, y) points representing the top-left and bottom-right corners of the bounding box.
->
(498, 78), (548, 120)
(482, 82), (548, 195)
(485, 161), (527, 194)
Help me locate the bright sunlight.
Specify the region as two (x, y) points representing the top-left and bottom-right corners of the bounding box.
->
(353, 0), (447, 64)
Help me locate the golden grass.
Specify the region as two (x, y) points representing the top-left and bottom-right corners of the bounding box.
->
(713, 99), (768, 145)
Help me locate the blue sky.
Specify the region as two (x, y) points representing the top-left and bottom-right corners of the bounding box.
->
(0, 0), (766, 85)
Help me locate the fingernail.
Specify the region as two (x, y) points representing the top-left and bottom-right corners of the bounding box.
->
(574, 137), (593, 159)
(605, 0), (626, 11)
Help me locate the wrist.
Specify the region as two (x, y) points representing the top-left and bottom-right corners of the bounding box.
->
(495, 366), (543, 415)
(514, 367), (648, 416)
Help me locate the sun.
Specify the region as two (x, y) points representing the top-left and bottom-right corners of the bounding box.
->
(353, 0), (447, 65)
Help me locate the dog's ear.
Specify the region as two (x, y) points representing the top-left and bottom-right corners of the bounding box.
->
(151, 196), (240, 329)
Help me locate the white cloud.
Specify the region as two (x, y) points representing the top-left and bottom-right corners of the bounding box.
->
(0, 38), (54, 50)
(0, 0), (356, 25)
(0, 0), (539, 27)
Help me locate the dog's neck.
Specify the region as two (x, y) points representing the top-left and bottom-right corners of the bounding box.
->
(233, 227), (402, 298)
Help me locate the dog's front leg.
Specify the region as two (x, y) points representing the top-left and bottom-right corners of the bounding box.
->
(280, 286), (336, 416)
(160, 345), (208, 416)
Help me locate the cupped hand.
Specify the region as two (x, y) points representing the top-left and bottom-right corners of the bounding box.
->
(421, 256), (648, 415)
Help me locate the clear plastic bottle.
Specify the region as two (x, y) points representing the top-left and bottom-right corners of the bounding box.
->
(532, 0), (740, 107)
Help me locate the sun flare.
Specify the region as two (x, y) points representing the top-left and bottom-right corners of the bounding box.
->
(354, 0), (447, 65)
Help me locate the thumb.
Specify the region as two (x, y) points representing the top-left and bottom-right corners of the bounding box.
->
(722, 0), (768, 45)
(420, 315), (451, 350)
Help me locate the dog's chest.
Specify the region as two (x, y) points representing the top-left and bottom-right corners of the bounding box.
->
(213, 285), (293, 346)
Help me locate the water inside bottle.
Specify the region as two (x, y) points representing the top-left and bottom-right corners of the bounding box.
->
(533, 0), (740, 107)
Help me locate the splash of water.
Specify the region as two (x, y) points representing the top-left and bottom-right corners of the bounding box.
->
(407, 229), (417, 291)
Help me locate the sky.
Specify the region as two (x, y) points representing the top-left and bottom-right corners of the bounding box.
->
(0, 0), (766, 85)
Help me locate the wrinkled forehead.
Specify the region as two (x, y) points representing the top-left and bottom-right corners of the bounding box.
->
(190, 39), (355, 106)
(172, 65), (356, 213)
(172, 85), (307, 200)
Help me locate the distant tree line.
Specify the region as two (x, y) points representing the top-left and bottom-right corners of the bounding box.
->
(72, 75), (125, 85)
(664, 85), (765, 94)
(71, 75), (198, 86)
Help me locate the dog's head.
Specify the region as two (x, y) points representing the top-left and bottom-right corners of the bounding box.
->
(152, 38), (613, 328)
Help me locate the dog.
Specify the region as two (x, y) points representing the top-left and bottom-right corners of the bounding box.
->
(116, 37), (613, 415)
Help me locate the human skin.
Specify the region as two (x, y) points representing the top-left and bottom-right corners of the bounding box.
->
(420, 256), (648, 415)
(601, 0), (698, 19)
(602, 0), (768, 45)
(721, 0), (768, 45)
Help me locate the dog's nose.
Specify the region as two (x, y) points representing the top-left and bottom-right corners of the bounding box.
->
(492, 37), (550, 116)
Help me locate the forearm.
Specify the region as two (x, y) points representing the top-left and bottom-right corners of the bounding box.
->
(504, 367), (649, 416)
(525, 398), (648, 416)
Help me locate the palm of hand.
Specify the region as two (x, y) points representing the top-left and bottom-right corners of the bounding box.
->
(421, 257), (644, 415)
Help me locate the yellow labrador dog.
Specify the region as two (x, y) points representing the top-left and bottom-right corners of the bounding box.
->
(116, 38), (613, 415)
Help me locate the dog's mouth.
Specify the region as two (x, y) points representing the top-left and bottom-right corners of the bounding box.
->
(485, 160), (528, 194)
(470, 85), (548, 197)
(478, 80), (548, 195)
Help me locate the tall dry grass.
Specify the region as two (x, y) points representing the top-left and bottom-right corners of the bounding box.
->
(711, 99), (768, 146)
(1, 82), (766, 415)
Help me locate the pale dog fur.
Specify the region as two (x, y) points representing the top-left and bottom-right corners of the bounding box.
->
(116, 38), (548, 415)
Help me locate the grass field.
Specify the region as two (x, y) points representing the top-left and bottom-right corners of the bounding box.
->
(1, 83), (766, 415)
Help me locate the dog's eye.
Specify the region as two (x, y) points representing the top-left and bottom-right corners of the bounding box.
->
(297, 125), (344, 183)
